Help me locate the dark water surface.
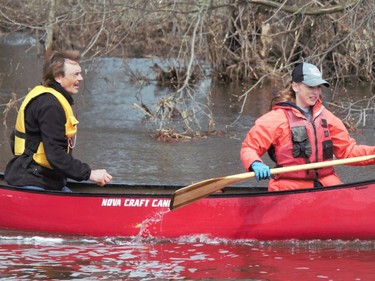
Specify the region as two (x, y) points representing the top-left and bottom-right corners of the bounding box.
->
(1, 33), (375, 280)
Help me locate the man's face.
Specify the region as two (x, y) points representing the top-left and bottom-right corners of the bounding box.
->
(55, 59), (83, 95)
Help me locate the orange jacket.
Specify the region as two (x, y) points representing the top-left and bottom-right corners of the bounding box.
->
(273, 105), (335, 180)
(240, 99), (375, 191)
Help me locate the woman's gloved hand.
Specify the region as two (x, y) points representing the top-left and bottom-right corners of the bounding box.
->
(251, 161), (271, 181)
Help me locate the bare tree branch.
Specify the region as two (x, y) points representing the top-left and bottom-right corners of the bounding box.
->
(247, 0), (361, 15)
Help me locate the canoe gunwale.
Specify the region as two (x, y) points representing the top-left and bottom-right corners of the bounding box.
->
(1, 172), (374, 199)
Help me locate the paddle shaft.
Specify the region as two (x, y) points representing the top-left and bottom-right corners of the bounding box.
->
(170, 154), (375, 210)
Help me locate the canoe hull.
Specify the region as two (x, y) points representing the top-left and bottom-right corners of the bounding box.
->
(1, 181), (375, 240)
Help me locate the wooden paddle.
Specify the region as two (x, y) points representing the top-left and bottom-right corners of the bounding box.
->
(170, 154), (375, 210)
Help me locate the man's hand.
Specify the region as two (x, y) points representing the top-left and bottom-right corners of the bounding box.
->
(89, 169), (112, 186)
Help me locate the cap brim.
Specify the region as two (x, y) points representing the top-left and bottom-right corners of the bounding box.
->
(303, 79), (330, 88)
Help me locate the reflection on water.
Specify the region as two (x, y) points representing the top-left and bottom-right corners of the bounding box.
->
(1, 231), (375, 280)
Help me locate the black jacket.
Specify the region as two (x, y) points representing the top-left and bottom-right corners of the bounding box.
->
(4, 82), (91, 190)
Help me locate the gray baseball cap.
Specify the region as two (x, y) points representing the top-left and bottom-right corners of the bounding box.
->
(292, 62), (329, 87)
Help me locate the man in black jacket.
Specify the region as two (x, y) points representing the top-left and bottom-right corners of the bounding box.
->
(5, 50), (112, 191)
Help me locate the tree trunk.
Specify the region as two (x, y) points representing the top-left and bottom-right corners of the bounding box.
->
(45, 0), (56, 59)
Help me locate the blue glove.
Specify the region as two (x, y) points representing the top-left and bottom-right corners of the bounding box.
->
(251, 162), (271, 181)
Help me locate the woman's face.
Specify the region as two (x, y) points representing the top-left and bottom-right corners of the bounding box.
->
(292, 82), (322, 109)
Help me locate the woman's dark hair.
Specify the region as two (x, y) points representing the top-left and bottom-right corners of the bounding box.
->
(42, 50), (81, 86)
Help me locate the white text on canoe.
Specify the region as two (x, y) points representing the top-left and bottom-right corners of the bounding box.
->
(101, 198), (170, 208)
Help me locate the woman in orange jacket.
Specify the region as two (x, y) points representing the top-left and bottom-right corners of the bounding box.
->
(240, 62), (375, 191)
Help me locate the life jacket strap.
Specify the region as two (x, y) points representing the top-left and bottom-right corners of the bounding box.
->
(15, 130), (42, 169)
(15, 130), (42, 142)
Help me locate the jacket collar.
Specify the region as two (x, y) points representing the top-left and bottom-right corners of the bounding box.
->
(47, 81), (74, 105)
(275, 99), (324, 119)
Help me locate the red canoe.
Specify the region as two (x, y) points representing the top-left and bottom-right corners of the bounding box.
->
(1, 174), (374, 240)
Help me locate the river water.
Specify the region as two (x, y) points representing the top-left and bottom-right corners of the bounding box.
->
(1, 33), (375, 280)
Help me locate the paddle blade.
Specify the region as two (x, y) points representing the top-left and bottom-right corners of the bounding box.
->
(170, 172), (255, 210)
(170, 178), (222, 210)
